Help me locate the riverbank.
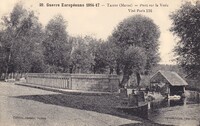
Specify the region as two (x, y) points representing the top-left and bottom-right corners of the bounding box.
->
(148, 91), (200, 126)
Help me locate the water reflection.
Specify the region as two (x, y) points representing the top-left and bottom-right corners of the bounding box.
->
(148, 98), (185, 110)
(148, 91), (200, 126)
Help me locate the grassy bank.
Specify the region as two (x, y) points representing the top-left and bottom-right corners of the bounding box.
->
(14, 93), (165, 126)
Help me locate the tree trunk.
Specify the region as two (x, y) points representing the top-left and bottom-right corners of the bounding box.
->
(136, 72), (141, 86)
(5, 65), (9, 79)
(119, 66), (132, 88)
(5, 27), (23, 79)
(93, 65), (96, 74)
(116, 63), (120, 75)
(5, 52), (12, 79)
(69, 67), (73, 73)
(109, 67), (113, 74)
(120, 74), (130, 88)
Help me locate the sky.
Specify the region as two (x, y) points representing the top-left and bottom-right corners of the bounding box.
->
(0, 0), (195, 64)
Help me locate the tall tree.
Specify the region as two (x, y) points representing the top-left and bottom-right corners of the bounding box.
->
(43, 15), (71, 72)
(95, 39), (119, 74)
(69, 36), (96, 73)
(86, 36), (102, 74)
(109, 15), (160, 87)
(0, 32), (5, 76)
(170, 1), (200, 78)
(0, 3), (44, 76)
(120, 46), (147, 87)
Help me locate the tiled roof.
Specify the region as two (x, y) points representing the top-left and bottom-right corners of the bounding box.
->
(151, 70), (188, 86)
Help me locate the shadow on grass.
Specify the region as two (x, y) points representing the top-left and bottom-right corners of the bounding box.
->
(13, 94), (125, 116)
(17, 94), (118, 111)
(13, 93), (164, 126)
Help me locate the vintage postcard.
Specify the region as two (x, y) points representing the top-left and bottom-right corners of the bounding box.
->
(0, 0), (199, 126)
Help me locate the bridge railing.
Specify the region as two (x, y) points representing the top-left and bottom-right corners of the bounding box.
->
(26, 73), (71, 89)
(25, 73), (120, 92)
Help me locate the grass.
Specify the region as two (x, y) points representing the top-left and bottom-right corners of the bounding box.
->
(14, 93), (166, 126)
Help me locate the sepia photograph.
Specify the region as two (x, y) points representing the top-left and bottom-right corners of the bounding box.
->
(0, 0), (200, 126)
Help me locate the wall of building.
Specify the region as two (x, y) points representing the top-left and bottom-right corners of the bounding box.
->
(26, 73), (119, 93)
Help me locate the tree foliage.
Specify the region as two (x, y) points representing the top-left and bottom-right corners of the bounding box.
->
(120, 46), (147, 86)
(43, 15), (71, 72)
(112, 15), (160, 73)
(109, 15), (160, 87)
(69, 36), (94, 73)
(0, 3), (44, 75)
(170, 1), (200, 78)
(93, 39), (119, 74)
(69, 36), (106, 74)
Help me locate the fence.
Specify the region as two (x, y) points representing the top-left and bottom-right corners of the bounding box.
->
(0, 73), (26, 80)
(26, 73), (71, 89)
(26, 73), (120, 92)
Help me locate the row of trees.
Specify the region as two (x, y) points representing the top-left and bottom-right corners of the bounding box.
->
(0, 3), (101, 74)
(0, 3), (161, 87)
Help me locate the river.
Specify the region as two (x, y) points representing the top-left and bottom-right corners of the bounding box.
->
(148, 91), (200, 126)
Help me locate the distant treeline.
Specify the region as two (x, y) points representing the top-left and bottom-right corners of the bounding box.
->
(152, 64), (185, 77)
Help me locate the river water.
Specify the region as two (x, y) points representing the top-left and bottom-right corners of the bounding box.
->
(148, 91), (200, 126)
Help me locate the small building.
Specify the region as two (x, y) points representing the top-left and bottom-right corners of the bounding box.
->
(150, 70), (188, 96)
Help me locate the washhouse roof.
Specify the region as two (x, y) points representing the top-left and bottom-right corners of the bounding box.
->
(150, 70), (188, 86)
